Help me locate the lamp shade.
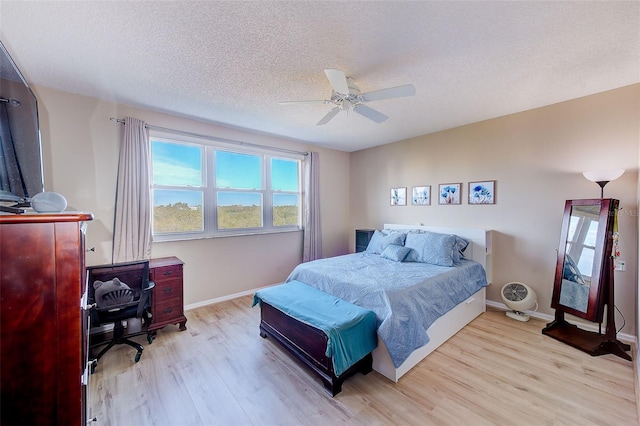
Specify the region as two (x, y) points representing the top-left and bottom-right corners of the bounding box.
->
(582, 169), (625, 182)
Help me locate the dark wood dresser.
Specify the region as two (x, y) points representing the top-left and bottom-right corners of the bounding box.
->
(149, 256), (187, 332)
(0, 212), (94, 425)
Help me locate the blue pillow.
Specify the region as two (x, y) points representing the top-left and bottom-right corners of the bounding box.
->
(380, 244), (411, 262)
(404, 231), (457, 266)
(365, 230), (406, 254)
(453, 236), (470, 263)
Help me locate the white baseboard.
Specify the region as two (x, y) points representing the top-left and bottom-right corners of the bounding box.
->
(486, 300), (637, 345)
(184, 283), (279, 311)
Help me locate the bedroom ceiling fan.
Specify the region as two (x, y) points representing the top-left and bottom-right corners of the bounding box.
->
(278, 69), (416, 125)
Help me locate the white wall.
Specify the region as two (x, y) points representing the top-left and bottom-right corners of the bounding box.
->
(349, 84), (640, 336)
(33, 85), (351, 306)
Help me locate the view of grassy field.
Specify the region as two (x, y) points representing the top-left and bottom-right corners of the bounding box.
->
(153, 203), (298, 233)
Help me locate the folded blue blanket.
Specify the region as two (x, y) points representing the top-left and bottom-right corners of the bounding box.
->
(253, 280), (378, 376)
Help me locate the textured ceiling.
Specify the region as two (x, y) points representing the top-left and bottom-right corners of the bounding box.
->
(0, 1), (638, 152)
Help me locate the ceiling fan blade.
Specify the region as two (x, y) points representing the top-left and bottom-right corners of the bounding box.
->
(316, 107), (340, 125)
(353, 104), (388, 123)
(324, 69), (350, 94)
(360, 84), (416, 102)
(278, 100), (330, 105)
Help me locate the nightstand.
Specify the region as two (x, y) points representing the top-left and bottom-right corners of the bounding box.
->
(355, 229), (376, 253)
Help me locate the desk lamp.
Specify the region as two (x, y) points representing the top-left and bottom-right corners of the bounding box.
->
(582, 169), (624, 198)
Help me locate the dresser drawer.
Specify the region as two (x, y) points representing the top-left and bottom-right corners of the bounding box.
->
(154, 299), (183, 324)
(154, 278), (182, 302)
(151, 264), (183, 281)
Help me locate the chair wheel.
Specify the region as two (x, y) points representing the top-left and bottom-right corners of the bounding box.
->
(147, 334), (154, 344)
(135, 352), (142, 363)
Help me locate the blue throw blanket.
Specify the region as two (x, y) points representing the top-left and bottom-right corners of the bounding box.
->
(287, 253), (488, 368)
(253, 280), (378, 376)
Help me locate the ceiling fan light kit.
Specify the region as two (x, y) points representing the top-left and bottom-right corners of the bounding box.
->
(279, 69), (416, 125)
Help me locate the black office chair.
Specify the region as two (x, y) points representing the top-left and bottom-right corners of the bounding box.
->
(87, 260), (155, 368)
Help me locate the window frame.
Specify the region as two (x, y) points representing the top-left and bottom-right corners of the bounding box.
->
(150, 132), (304, 242)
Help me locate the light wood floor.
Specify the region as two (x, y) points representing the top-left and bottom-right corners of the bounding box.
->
(90, 296), (638, 426)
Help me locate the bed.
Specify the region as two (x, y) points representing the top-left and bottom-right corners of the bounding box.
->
(286, 224), (492, 382)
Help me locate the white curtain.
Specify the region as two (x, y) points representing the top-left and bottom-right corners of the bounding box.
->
(303, 151), (321, 262)
(112, 117), (152, 263)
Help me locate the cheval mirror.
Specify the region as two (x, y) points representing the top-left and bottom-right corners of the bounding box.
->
(542, 198), (631, 360)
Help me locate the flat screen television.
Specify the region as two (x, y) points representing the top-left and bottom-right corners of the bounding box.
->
(0, 40), (44, 213)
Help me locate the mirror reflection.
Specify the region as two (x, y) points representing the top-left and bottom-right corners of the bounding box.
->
(559, 204), (600, 312)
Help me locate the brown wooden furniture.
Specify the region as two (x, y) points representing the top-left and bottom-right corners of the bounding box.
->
(355, 228), (375, 253)
(542, 198), (631, 360)
(259, 301), (373, 396)
(149, 256), (187, 332)
(0, 212), (94, 425)
(87, 260), (155, 366)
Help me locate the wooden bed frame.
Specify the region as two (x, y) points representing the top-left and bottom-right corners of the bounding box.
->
(258, 224), (492, 387)
(373, 224), (492, 382)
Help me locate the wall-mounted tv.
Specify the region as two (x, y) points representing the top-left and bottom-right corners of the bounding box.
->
(0, 40), (44, 213)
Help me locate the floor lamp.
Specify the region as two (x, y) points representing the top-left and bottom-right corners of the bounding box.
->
(582, 169), (625, 198)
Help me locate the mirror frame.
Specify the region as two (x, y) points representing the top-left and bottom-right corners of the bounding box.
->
(550, 198), (617, 322)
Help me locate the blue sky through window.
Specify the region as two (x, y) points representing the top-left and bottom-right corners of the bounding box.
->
(152, 141), (203, 187)
(152, 140), (299, 207)
(154, 189), (202, 207)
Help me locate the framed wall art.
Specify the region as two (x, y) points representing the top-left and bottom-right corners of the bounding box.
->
(439, 183), (461, 205)
(468, 180), (496, 204)
(412, 186), (431, 205)
(390, 187), (407, 206)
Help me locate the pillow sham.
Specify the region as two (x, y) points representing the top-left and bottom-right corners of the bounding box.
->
(380, 244), (411, 262)
(453, 236), (470, 262)
(365, 230), (406, 254)
(404, 231), (457, 266)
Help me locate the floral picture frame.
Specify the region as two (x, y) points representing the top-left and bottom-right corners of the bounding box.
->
(439, 183), (461, 205)
(390, 187), (407, 206)
(412, 186), (431, 205)
(469, 180), (496, 204)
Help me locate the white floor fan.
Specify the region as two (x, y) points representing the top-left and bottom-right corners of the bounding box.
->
(278, 69), (415, 125)
(501, 282), (538, 322)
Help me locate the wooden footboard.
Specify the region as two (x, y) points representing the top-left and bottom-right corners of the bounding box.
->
(259, 301), (373, 396)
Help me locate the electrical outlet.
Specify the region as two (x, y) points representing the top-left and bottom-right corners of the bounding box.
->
(615, 260), (626, 271)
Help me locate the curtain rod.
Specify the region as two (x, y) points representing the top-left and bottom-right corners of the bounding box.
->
(109, 117), (308, 157)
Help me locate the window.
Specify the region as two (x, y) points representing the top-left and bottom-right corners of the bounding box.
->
(151, 136), (302, 240)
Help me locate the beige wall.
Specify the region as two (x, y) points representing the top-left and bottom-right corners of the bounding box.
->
(31, 83), (639, 336)
(349, 84), (640, 336)
(33, 85), (351, 306)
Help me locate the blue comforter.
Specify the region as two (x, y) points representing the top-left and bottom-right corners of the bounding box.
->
(287, 253), (488, 368)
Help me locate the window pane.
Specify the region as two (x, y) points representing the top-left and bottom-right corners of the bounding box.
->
(152, 141), (203, 186)
(584, 220), (598, 247)
(273, 194), (299, 226)
(217, 192), (262, 229)
(577, 247), (595, 278)
(153, 189), (203, 233)
(216, 151), (261, 189)
(271, 158), (299, 191)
